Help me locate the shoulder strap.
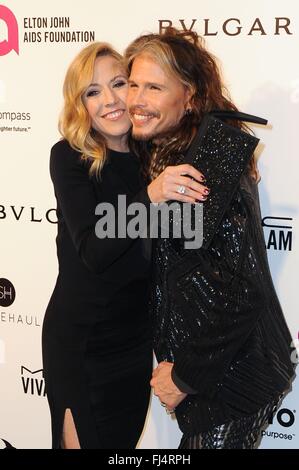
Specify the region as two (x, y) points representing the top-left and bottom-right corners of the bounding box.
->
(210, 110), (268, 126)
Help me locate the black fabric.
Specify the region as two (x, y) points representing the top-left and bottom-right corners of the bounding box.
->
(183, 114), (259, 248)
(171, 368), (197, 394)
(208, 110), (268, 125)
(179, 396), (281, 449)
(166, 112), (264, 249)
(42, 141), (152, 448)
(150, 131), (296, 436)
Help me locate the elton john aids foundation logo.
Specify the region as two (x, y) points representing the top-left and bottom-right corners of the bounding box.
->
(0, 5), (19, 56)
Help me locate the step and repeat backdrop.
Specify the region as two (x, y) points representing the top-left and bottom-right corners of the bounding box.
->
(0, 0), (298, 449)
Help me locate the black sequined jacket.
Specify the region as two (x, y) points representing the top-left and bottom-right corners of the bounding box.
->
(151, 172), (296, 436)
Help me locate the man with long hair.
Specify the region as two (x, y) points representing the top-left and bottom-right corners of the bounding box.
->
(125, 29), (296, 449)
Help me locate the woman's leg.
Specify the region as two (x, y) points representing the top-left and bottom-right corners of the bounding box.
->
(61, 408), (81, 449)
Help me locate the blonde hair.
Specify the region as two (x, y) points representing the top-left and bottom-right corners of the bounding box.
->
(59, 42), (124, 177)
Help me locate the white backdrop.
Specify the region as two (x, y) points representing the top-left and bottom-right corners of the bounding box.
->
(0, 0), (298, 449)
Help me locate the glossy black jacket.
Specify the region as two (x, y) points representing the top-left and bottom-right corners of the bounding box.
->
(150, 172), (296, 436)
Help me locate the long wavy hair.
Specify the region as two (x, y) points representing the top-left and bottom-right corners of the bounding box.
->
(125, 28), (257, 181)
(59, 42), (125, 177)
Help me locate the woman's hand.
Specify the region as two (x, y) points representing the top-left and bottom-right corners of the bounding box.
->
(147, 164), (209, 204)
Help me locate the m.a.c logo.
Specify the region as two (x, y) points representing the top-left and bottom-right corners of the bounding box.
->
(0, 5), (19, 56)
(0, 278), (16, 307)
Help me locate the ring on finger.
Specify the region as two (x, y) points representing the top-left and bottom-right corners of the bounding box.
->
(177, 185), (187, 195)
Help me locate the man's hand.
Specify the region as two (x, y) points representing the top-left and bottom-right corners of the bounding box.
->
(150, 361), (187, 412)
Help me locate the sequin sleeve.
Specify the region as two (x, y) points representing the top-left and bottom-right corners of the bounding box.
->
(165, 190), (264, 398)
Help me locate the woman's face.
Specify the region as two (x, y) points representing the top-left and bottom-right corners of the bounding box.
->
(83, 55), (131, 151)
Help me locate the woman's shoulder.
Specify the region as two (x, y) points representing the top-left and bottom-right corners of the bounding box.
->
(51, 138), (80, 158)
(50, 139), (84, 170)
(50, 139), (85, 180)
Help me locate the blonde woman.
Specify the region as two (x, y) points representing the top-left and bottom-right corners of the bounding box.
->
(42, 42), (206, 449)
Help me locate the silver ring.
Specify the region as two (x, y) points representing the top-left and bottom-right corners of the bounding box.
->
(161, 402), (166, 407)
(177, 185), (186, 195)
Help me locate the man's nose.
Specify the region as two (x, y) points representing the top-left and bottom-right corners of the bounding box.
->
(128, 87), (147, 107)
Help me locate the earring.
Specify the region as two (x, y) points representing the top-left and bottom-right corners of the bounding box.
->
(185, 108), (192, 116)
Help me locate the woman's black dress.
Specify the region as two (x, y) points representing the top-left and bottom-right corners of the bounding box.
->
(42, 141), (152, 449)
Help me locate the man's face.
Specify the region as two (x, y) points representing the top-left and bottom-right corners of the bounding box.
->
(127, 53), (190, 142)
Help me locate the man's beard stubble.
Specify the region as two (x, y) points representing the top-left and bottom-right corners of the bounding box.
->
(129, 106), (186, 144)
(131, 128), (158, 142)
(129, 106), (163, 143)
